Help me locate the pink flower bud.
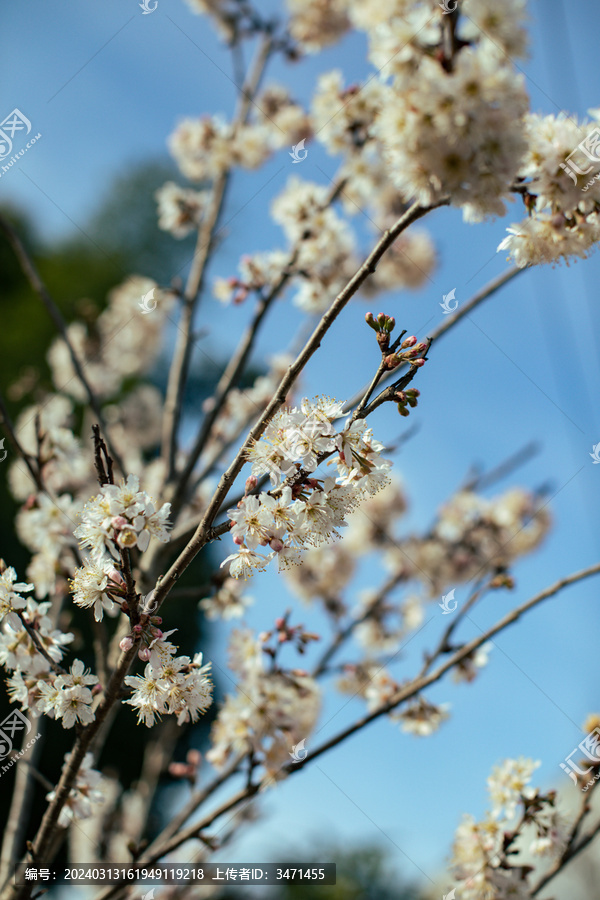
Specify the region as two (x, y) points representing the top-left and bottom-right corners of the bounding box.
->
(107, 567), (125, 586)
(413, 358), (426, 367)
(269, 537), (285, 552)
(138, 647), (151, 662)
(92, 683), (103, 696)
(365, 312), (378, 330)
(152, 628), (163, 640)
(133, 624), (143, 634)
(168, 762), (189, 778)
(383, 355), (401, 370)
(275, 617), (286, 629)
(187, 749), (201, 767)
(245, 475), (258, 495)
(401, 335), (417, 349)
(232, 534), (244, 546)
(111, 516), (128, 530)
(120, 636), (134, 651)
(150, 616), (162, 625)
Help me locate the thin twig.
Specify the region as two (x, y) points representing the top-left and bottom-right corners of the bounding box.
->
(148, 199), (449, 616)
(168, 176), (349, 522)
(0, 214), (126, 476)
(343, 266), (524, 413)
(160, 34), (273, 480)
(132, 561), (600, 862)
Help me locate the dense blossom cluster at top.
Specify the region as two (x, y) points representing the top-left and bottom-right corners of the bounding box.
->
(170, 0), (600, 297)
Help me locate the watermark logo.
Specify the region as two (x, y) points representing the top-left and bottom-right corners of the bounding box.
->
(0, 439), (7, 462)
(140, 590), (159, 615)
(440, 288), (458, 315)
(442, 890), (456, 900)
(589, 442), (600, 464)
(439, 589), (457, 615)
(0, 709), (31, 762)
(139, 288), (157, 314)
(0, 109), (31, 160)
(289, 738), (307, 763)
(141, 890), (155, 900)
(560, 726), (600, 789)
(439, 0), (457, 13)
(0, 108), (41, 180)
(139, 0), (158, 12)
(289, 139), (308, 164)
(560, 126), (600, 189)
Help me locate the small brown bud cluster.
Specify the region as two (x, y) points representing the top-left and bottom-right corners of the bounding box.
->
(365, 311), (396, 352)
(260, 612), (320, 657)
(394, 388), (420, 417)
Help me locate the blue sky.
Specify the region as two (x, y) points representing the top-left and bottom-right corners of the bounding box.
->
(2, 0), (600, 892)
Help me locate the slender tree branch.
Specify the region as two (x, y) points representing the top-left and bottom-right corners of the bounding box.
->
(343, 265), (524, 413)
(0, 391), (45, 494)
(0, 721), (45, 887)
(169, 176), (350, 522)
(131, 561), (600, 862)
(161, 34), (273, 480)
(0, 214), (126, 476)
(148, 199), (449, 615)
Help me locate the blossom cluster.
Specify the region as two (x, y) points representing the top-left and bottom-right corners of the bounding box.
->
(207, 628), (320, 777)
(282, 479), (550, 663)
(74, 474), (171, 561)
(124, 644), (213, 727)
(47, 752), (106, 828)
(0, 567), (100, 730)
(499, 110), (600, 267)
(47, 277), (175, 403)
(221, 397), (391, 578)
(451, 757), (570, 899)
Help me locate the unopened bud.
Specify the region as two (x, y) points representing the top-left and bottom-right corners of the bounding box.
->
(232, 534), (244, 546)
(150, 616), (162, 625)
(269, 537), (285, 552)
(107, 567), (125, 586)
(138, 647), (151, 662)
(120, 636), (134, 651)
(397, 404), (410, 416)
(383, 354), (401, 370)
(111, 516), (128, 530)
(245, 475), (258, 495)
(401, 335), (417, 349)
(187, 749), (201, 767)
(133, 624), (143, 634)
(412, 358), (426, 367)
(365, 312), (378, 331)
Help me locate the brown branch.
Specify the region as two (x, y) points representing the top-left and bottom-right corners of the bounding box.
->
(147, 199), (449, 616)
(344, 266), (524, 414)
(160, 34), (273, 480)
(0, 391), (45, 494)
(168, 176), (350, 522)
(0, 214), (126, 477)
(131, 561), (600, 862)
